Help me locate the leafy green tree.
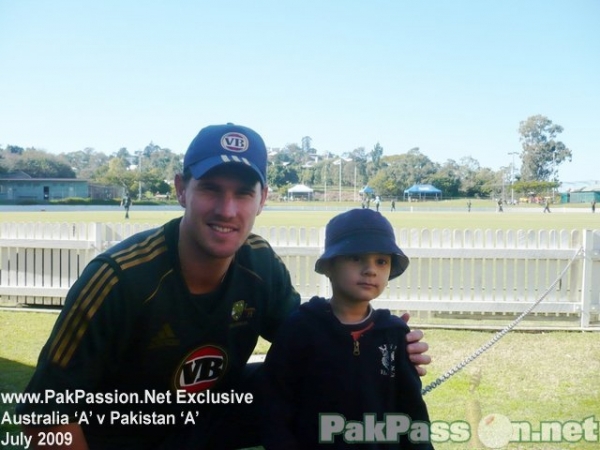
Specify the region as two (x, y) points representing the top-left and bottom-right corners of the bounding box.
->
(480, 167), (507, 199)
(383, 149), (438, 187)
(344, 147), (368, 188)
(267, 163), (299, 187)
(139, 142), (183, 188)
(518, 115), (572, 182)
(369, 164), (404, 198)
(457, 156), (484, 197)
(6, 145), (25, 155)
(12, 149), (76, 178)
(429, 160), (461, 198)
(513, 180), (559, 198)
(369, 142), (384, 172)
(95, 157), (135, 192)
(62, 148), (110, 179)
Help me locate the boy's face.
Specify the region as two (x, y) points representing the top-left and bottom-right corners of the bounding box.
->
(175, 164), (268, 260)
(324, 253), (392, 303)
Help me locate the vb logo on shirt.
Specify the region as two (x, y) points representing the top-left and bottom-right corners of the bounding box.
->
(174, 345), (228, 393)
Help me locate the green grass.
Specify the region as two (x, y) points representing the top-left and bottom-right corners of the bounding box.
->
(1, 203), (599, 448)
(0, 311), (58, 448)
(2, 199), (599, 232)
(1, 311), (598, 449)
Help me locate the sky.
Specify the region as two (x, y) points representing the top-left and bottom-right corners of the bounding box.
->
(1, 0), (599, 188)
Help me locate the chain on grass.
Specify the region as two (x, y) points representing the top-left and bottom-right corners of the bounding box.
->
(421, 247), (584, 396)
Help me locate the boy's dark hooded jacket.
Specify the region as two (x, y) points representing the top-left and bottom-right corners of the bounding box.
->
(262, 296), (433, 449)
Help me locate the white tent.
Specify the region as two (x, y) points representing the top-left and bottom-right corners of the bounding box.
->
(287, 184), (314, 200)
(288, 184), (314, 194)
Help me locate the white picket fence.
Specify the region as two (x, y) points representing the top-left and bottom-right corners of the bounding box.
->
(1, 222), (599, 329)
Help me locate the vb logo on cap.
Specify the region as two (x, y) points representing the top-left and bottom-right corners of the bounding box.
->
(221, 132), (249, 152)
(184, 123), (267, 186)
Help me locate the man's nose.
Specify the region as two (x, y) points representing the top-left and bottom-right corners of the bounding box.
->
(215, 193), (237, 217)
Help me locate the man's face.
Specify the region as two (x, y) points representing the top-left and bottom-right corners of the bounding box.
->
(176, 164), (268, 260)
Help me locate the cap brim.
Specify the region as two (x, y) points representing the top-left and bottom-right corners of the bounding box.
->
(188, 155), (266, 186)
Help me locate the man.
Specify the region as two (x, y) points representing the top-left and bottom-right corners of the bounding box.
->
(121, 193), (132, 219)
(17, 123), (430, 449)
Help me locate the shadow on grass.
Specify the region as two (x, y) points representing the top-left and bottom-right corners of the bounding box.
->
(0, 357), (35, 450)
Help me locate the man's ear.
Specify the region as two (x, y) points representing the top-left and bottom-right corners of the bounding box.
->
(256, 184), (269, 216)
(174, 173), (186, 207)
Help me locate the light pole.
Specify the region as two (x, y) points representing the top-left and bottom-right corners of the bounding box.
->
(353, 164), (357, 202)
(338, 159), (342, 202)
(323, 165), (327, 203)
(508, 152), (518, 204)
(552, 150), (557, 200)
(137, 151), (143, 201)
(331, 158), (343, 202)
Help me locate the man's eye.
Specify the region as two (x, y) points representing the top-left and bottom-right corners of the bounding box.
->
(197, 183), (219, 193)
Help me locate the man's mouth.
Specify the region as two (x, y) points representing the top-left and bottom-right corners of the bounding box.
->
(210, 224), (236, 233)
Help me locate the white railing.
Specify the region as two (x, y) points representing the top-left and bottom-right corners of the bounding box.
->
(1, 222), (599, 329)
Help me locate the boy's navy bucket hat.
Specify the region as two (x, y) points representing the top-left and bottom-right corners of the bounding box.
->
(315, 208), (409, 280)
(184, 123), (267, 186)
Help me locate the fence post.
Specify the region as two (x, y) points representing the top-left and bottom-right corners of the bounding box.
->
(580, 229), (596, 328)
(92, 222), (104, 257)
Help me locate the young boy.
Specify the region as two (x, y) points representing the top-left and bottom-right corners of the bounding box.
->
(262, 208), (434, 449)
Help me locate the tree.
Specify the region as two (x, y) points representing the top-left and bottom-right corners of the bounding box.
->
(369, 142), (384, 172)
(6, 145), (24, 155)
(62, 147), (109, 179)
(383, 149), (438, 187)
(518, 115), (572, 182)
(301, 136), (312, 152)
(267, 163), (299, 187)
(95, 157), (135, 192)
(345, 147), (368, 188)
(476, 167), (501, 198)
(369, 165), (403, 198)
(12, 149), (76, 178)
(430, 160), (461, 198)
(513, 180), (559, 198)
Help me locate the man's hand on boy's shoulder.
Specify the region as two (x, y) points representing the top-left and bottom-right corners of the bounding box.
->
(401, 312), (431, 377)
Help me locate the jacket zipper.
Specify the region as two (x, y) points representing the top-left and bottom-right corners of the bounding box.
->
(350, 322), (375, 356)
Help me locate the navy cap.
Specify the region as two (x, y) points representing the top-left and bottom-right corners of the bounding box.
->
(315, 209), (409, 280)
(184, 123), (267, 186)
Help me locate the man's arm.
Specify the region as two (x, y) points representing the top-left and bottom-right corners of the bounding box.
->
(23, 423), (88, 450)
(401, 312), (431, 377)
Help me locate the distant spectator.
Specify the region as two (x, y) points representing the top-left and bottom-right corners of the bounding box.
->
(592, 200), (596, 213)
(121, 193), (132, 219)
(543, 199), (551, 213)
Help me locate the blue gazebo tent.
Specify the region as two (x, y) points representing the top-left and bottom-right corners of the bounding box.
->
(403, 184), (442, 201)
(359, 186), (374, 196)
